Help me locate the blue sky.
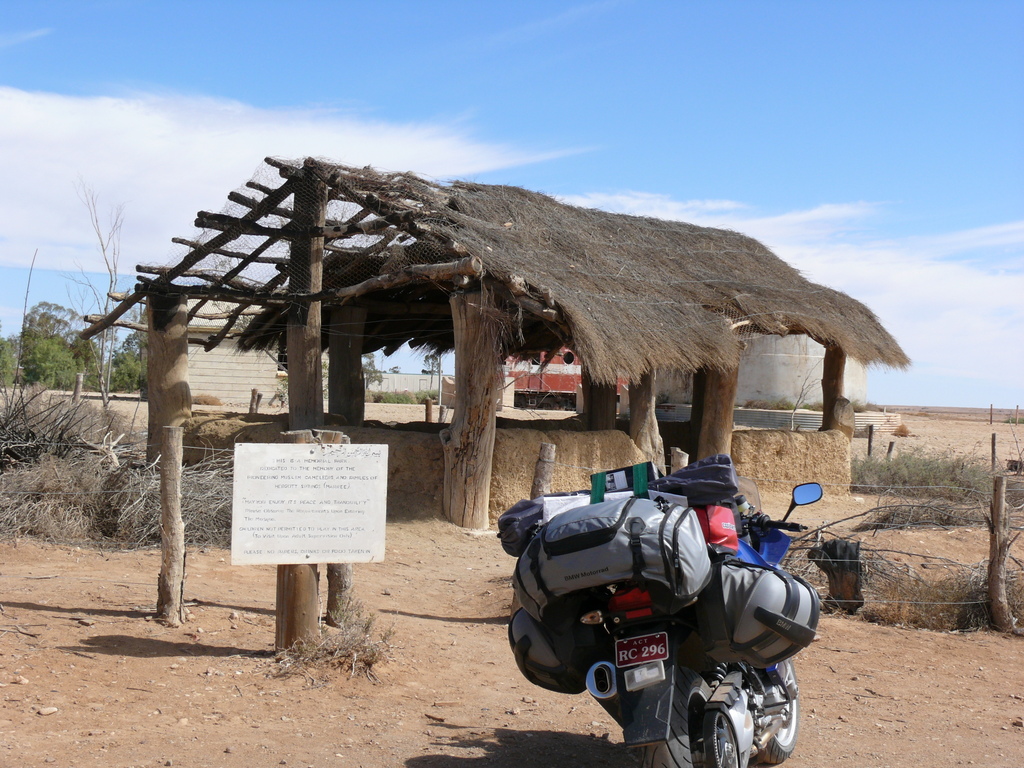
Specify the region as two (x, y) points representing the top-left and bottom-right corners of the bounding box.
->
(1, 1), (1021, 407)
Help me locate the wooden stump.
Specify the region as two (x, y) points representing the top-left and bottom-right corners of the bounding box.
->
(810, 539), (864, 615)
(531, 442), (556, 498)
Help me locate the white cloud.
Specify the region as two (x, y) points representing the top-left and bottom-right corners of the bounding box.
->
(562, 190), (1024, 397)
(0, 28), (51, 48)
(0, 86), (566, 274)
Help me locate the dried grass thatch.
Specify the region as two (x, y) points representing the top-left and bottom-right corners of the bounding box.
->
(87, 157), (909, 385)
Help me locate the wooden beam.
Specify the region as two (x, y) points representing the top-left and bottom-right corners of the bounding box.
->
(171, 238), (288, 264)
(312, 256), (482, 303)
(696, 365), (738, 460)
(165, 177), (297, 284)
(440, 289), (503, 529)
(80, 291), (145, 340)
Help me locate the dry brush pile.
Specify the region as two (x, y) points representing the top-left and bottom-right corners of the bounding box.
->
(785, 449), (1024, 632)
(0, 386), (233, 546)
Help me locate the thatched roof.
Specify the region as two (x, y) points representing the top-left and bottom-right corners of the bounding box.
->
(85, 157), (908, 383)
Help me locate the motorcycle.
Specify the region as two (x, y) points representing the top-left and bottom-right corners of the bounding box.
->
(502, 458), (823, 768)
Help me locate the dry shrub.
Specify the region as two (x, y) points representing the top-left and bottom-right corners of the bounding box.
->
(0, 454), (114, 540)
(863, 567), (1024, 631)
(192, 394), (223, 406)
(853, 500), (988, 531)
(1, 385), (139, 470)
(107, 455), (234, 546)
(892, 423), (912, 437)
(274, 596), (393, 681)
(852, 448), (990, 503)
(0, 452), (233, 547)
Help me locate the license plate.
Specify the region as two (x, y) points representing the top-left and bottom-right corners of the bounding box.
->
(615, 631), (669, 668)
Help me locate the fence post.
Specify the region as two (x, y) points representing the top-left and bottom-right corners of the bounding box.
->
(531, 442), (556, 498)
(992, 433), (998, 473)
(987, 475), (1014, 633)
(867, 424), (875, 457)
(156, 425), (186, 627)
(886, 441), (895, 460)
(317, 430), (354, 627)
(425, 398), (434, 424)
(276, 429), (320, 649)
(72, 372), (85, 404)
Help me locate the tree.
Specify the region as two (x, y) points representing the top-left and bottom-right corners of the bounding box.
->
(0, 326), (17, 386)
(421, 352), (442, 393)
(362, 353), (383, 387)
(67, 181), (126, 407)
(17, 302), (93, 390)
(109, 331), (146, 393)
(21, 336), (77, 389)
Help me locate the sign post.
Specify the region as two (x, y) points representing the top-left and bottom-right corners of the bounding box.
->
(232, 442), (388, 648)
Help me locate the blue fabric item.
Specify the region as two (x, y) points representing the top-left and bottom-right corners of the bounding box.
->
(648, 453), (739, 506)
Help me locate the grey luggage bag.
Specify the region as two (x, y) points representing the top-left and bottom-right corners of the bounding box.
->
(513, 496), (713, 621)
(695, 559), (820, 667)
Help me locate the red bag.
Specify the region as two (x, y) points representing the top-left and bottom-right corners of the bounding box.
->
(696, 505), (739, 554)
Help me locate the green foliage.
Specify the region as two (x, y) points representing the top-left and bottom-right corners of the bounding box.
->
(414, 390), (439, 402)
(851, 448), (991, 502)
(742, 398), (797, 411)
(0, 333), (16, 386)
(21, 336), (77, 389)
(108, 333), (146, 392)
(368, 390), (418, 404)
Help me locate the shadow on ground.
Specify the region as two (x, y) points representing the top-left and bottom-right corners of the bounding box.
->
(406, 727), (634, 767)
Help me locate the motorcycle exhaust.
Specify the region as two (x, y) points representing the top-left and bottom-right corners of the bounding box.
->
(586, 661), (618, 700)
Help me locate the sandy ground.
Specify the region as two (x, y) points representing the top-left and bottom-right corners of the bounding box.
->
(2, 405), (1023, 768)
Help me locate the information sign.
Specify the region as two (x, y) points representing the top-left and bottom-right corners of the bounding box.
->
(231, 442), (388, 565)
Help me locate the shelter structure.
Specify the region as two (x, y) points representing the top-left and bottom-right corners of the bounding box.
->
(83, 156), (909, 530)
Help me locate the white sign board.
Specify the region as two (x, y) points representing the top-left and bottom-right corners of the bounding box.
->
(231, 443), (388, 565)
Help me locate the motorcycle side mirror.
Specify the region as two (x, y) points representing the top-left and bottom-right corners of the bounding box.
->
(781, 482), (823, 522)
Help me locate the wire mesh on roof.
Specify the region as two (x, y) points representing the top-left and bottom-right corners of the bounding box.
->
(85, 156), (909, 383)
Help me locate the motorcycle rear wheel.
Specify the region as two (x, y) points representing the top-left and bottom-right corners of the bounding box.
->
(758, 661), (799, 765)
(701, 709), (741, 768)
(637, 669), (710, 768)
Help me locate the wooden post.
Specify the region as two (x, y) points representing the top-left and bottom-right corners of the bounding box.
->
(987, 476), (1014, 632)
(819, 346), (847, 432)
(990, 404), (994, 425)
(249, 388), (261, 414)
(440, 289), (502, 529)
(287, 166), (327, 432)
(697, 365), (738, 460)
(327, 304), (367, 427)
(581, 369), (618, 431)
(810, 539), (864, 615)
(425, 398), (435, 423)
(276, 429), (320, 649)
(867, 424), (875, 457)
(689, 369), (707, 459)
(629, 370), (665, 467)
(886, 441), (895, 460)
(531, 442), (556, 498)
(317, 429), (354, 627)
(670, 447), (689, 473)
(156, 425), (186, 627)
(146, 294), (192, 463)
(72, 372), (85, 404)
(992, 433), (998, 473)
